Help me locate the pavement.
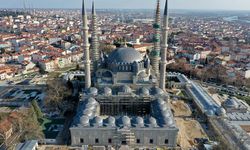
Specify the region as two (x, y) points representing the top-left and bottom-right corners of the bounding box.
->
(200, 81), (249, 96)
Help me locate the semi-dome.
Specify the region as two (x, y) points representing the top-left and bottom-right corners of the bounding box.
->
(223, 98), (239, 109)
(108, 47), (143, 63)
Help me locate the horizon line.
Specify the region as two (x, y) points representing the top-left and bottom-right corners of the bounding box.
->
(0, 8), (250, 12)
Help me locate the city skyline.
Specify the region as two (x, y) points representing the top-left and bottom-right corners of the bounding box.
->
(1, 0), (250, 11)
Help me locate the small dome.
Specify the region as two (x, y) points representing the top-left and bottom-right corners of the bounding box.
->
(121, 116), (131, 127)
(88, 87), (98, 95)
(223, 98), (239, 109)
(217, 107), (227, 116)
(120, 85), (132, 93)
(156, 98), (166, 105)
(87, 97), (98, 105)
(108, 47), (143, 63)
(107, 116), (116, 127)
(162, 110), (171, 117)
(135, 117), (144, 127)
(83, 109), (93, 117)
(103, 87), (112, 95)
(92, 116), (103, 127)
(159, 104), (167, 111)
(162, 116), (174, 127)
(80, 116), (89, 126)
(85, 103), (96, 110)
(148, 117), (157, 127)
(140, 87), (150, 96)
(152, 87), (164, 95)
(206, 110), (215, 116)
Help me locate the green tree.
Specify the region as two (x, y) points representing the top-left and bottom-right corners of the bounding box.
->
(31, 100), (43, 118)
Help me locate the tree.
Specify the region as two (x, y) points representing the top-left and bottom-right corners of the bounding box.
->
(19, 107), (44, 141)
(31, 100), (43, 118)
(45, 79), (71, 112)
(100, 43), (115, 54)
(76, 64), (80, 70)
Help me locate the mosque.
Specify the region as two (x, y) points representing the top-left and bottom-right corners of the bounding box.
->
(70, 0), (179, 148)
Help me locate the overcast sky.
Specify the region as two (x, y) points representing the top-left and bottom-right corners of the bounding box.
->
(1, 0), (250, 10)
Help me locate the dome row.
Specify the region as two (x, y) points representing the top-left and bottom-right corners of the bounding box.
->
(87, 86), (165, 96)
(80, 116), (163, 128)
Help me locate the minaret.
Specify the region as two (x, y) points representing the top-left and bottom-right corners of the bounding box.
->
(150, 0), (161, 75)
(82, 0), (91, 89)
(91, 0), (99, 71)
(159, 0), (169, 91)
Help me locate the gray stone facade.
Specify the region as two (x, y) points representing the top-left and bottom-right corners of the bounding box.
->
(70, 87), (179, 148)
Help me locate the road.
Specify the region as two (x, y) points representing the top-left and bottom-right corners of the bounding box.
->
(0, 87), (12, 97)
(193, 80), (249, 96)
(0, 85), (45, 89)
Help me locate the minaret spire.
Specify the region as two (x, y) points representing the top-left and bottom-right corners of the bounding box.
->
(159, 0), (169, 91)
(92, 0), (96, 15)
(91, 0), (99, 71)
(150, 0), (161, 76)
(82, 0), (91, 89)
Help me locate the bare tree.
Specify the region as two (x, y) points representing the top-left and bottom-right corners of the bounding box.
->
(45, 79), (71, 111)
(99, 43), (116, 54)
(18, 108), (44, 142)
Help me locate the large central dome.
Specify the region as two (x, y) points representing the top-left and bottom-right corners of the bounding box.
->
(108, 47), (143, 63)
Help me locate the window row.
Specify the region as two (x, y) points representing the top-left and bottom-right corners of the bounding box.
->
(136, 139), (168, 144)
(80, 138), (112, 144)
(79, 138), (169, 144)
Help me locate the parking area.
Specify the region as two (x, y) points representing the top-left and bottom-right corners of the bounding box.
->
(0, 88), (44, 102)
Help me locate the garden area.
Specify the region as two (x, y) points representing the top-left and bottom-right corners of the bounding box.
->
(39, 117), (65, 139)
